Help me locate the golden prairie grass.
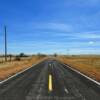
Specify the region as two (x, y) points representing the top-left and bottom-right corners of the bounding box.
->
(57, 56), (100, 82)
(0, 56), (46, 80)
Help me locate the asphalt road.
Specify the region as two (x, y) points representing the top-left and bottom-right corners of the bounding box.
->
(0, 59), (100, 100)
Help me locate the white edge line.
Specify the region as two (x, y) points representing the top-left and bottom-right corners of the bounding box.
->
(0, 65), (35, 84)
(64, 87), (69, 93)
(63, 64), (100, 86)
(0, 60), (44, 84)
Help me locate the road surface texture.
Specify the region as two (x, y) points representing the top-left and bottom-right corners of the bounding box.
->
(0, 59), (100, 100)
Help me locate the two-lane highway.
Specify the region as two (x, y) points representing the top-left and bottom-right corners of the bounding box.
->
(0, 59), (100, 100)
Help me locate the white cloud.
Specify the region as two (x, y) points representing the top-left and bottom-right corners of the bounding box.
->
(32, 22), (73, 32)
(47, 23), (72, 31)
(50, 31), (100, 39)
(86, 0), (99, 5)
(72, 0), (100, 6)
(89, 41), (94, 45)
(67, 31), (100, 39)
(79, 32), (100, 39)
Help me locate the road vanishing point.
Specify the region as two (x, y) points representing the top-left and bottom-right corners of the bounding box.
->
(0, 59), (100, 100)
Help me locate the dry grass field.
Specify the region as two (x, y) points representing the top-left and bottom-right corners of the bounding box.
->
(0, 57), (13, 63)
(0, 56), (46, 81)
(57, 55), (100, 82)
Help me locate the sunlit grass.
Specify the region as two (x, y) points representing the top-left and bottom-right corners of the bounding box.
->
(57, 56), (100, 82)
(0, 56), (45, 80)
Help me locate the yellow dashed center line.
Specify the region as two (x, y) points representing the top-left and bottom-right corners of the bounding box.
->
(48, 74), (53, 92)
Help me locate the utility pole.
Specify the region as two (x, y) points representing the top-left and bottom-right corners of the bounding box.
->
(4, 26), (7, 62)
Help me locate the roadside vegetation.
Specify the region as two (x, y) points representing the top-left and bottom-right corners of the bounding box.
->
(57, 55), (100, 82)
(0, 53), (47, 81)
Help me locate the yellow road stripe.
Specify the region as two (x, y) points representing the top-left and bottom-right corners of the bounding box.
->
(48, 74), (53, 92)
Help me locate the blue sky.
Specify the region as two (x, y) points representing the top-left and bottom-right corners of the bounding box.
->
(0, 0), (100, 54)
